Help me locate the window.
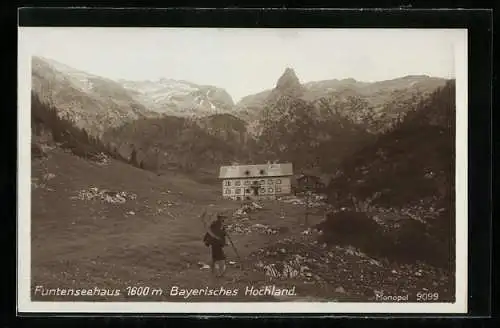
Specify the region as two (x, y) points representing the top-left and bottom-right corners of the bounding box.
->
(225, 189), (231, 194)
(260, 188), (266, 194)
(225, 180), (231, 186)
(245, 189), (251, 194)
(276, 179), (282, 184)
(235, 180), (241, 186)
(259, 169), (266, 175)
(268, 188), (274, 193)
(236, 196), (241, 200)
(259, 179), (265, 185)
(267, 179), (273, 184)
(244, 180), (250, 185)
(235, 188), (241, 194)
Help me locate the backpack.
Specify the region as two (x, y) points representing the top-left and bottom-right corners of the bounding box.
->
(203, 232), (217, 247)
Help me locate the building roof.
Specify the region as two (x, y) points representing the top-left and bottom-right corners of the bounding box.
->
(294, 173), (332, 186)
(219, 163), (293, 179)
(297, 174), (321, 181)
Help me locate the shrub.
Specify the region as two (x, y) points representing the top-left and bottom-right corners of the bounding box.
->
(316, 210), (452, 268)
(316, 211), (385, 251)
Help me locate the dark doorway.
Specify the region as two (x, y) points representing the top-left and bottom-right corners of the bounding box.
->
(251, 182), (259, 196)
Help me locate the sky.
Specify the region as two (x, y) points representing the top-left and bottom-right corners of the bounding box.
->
(21, 28), (465, 102)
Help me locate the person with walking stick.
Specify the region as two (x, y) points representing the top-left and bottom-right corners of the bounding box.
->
(203, 212), (229, 277)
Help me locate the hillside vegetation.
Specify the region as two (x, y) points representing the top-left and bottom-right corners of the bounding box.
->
(329, 80), (455, 208)
(101, 114), (254, 174)
(254, 95), (373, 171)
(31, 92), (109, 161)
(321, 80), (456, 269)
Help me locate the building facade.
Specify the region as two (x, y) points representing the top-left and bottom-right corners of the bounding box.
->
(219, 163), (293, 200)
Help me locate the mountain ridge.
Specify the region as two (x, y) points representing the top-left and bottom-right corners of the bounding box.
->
(31, 56), (151, 136)
(234, 69), (449, 126)
(31, 56), (452, 175)
(32, 56), (449, 125)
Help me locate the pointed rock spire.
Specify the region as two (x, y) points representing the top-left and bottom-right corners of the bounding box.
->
(276, 67), (302, 91)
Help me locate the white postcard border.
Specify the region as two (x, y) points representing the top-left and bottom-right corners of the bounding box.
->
(17, 27), (468, 314)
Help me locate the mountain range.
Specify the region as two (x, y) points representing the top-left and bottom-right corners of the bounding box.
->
(31, 55), (451, 174)
(32, 56), (447, 125)
(235, 68), (447, 126)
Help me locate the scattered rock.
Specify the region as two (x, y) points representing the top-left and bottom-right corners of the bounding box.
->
(247, 235), (453, 300)
(42, 173), (56, 181)
(281, 194), (326, 207)
(226, 221), (279, 235)
(31, 179), (47, 190)
(93, 152), (110, 166)
(197, 262), (210, 270)
(71, 187), (137, 204)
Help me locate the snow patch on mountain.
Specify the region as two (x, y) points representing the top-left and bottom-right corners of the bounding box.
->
(118, 79), (235, 117)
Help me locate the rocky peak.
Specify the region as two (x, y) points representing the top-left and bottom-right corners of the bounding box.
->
(276, 67), (302, 90)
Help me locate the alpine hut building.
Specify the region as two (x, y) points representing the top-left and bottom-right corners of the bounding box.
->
(219, 163), (294, 201)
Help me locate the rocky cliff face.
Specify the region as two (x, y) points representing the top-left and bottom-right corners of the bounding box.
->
(31, 56), (149, 136)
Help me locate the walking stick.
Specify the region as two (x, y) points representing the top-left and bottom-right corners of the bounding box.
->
(225, 232), (241, 261)
(225, 232), (243, 271)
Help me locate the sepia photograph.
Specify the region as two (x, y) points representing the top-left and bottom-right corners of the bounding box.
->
(18, 27), (468, 313)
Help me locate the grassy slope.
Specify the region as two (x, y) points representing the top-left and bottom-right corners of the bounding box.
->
(31, 149), (327, 302)
(31, 149), (454, 302)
